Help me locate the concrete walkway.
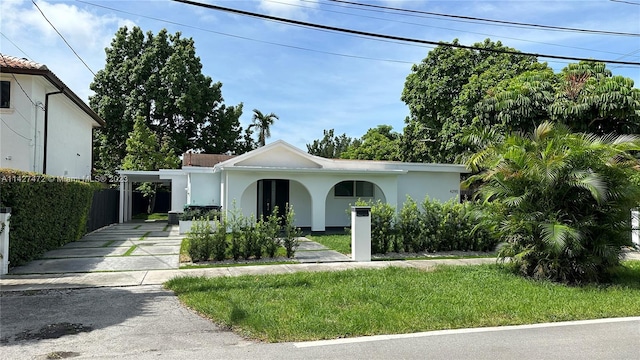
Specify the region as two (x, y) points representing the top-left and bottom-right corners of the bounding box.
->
(0, 257), (496, 292)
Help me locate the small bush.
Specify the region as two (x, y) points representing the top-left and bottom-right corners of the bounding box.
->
(212, 216), (228, 261)
(282, 204), (302, 258)
(262, 209), (281, 258)
(186, 217), (214, 262)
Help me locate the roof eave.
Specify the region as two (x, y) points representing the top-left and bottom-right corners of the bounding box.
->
(1, 67), (105, 127)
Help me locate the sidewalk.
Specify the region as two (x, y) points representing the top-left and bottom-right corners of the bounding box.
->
(0, 258), (495, 292)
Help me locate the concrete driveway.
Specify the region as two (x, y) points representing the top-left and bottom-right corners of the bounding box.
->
(9, 222), (181, 274)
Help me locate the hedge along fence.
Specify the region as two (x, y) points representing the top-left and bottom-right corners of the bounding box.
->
(0, 169), (101, 267)
(356, 196), (500, 255)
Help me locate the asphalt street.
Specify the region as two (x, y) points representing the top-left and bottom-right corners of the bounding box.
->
(1, 284), (638, 360)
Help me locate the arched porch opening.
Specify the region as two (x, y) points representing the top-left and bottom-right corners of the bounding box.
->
(238, 178), (312, 228)
(324, 180), (386, 229)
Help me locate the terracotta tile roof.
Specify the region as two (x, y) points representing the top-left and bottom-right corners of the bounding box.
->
(0, 53), (105, 127)
(182, 153), (236, 167)
(0, 54), (48, 70)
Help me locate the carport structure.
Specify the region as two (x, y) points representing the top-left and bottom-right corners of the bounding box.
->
(116, 170), (186, 223)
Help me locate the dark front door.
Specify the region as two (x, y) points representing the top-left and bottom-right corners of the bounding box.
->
(258, 179), (290, 219)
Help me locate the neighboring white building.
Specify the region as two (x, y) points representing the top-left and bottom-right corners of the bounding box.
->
(119, 141), (468, 231)
(0, 54), (104, 178)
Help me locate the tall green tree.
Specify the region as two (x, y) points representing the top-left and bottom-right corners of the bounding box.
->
(122, 117), (181, 213)
(306, 129), (354, 158)
(400, 39), (544, 163)
(90, 26), (244, 176)
(250, 109), (278, 147)
(465, 122), (640, 283)
(341, 125), (401, 161)
(475, 62), (640, 136)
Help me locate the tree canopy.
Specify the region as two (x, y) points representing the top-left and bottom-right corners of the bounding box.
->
(475, 61), (640, 136)
(90, 26), (244, 175)
(306, 129), (354, 158)
(400, 39), (544, 163)
(341, 125), (401, 161)
(250, 109), (278, 147)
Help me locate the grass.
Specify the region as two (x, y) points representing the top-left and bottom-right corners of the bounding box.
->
(132, 212), (169, 221)
(139, 231), (151, 240)
(165, 261), (640, 342)
(307, 234), (351, 254)
(122, 245), (137, 256)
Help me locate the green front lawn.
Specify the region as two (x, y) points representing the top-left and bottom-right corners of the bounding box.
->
(165, 261), (640, 342)
(131, 212), (168, 221)
(306, 234), (351, 254)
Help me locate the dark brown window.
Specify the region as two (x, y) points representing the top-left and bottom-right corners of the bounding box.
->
(334, 181), (374, 197)
(0, 81), (10, 108)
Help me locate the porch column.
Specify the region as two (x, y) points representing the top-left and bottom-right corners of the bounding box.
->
(310, 192), (326, 232)
(119, 179), (125, 223)
(125, 180), (133, 222)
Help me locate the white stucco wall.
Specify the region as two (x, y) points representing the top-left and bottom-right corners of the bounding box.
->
(0, 75), (44, 173)
(188, 172), (219, 206)
(397, 171), (461, 205)
(46, 95), (93, 178)
(0, 74), (96, 178)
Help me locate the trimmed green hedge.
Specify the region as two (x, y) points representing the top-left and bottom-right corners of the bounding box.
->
(0, 169), (101, 267)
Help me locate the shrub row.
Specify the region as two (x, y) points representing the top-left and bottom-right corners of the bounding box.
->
(360, 197), (499, 254)
(186, 204), (302, 262)
(0, 169), (101, 266)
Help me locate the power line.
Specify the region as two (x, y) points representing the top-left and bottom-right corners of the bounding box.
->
(172, 0), (640, 66)
(610, 0), (640, 5)
(31, 0), (96, 76)
(0, 32), (33, 60)
(264, 0), (635, 58)
(327, 0), (640, 37)
(0, 118), (32, 142)
(77, 1), (417, 64)
(1, 55), (45, 111)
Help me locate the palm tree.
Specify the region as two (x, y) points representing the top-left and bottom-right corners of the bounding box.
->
(250, 109), (279, 147)
(465, 121), (640, 283)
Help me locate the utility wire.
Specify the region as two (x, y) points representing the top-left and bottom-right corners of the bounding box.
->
(77, 0), (417, 64)
(327, 0), (640, 37)
(610, 0), (640, 5)
(172, 0), (640, 66)
(265, 0), (635, 58)
(1, 55), (45, 111)
(0, 32), (33, 60)
(0, 118), (32, 142)
(31, 0), (96, 76)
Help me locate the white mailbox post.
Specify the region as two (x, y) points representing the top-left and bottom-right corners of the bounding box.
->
(632, 209), (639, 248)
(351, 206), (371, 262)
(0, 207), (11, 276)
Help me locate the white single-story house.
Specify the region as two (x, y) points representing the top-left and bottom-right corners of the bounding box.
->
(118, 140), (468, 232)
(0, 54), (104, 178)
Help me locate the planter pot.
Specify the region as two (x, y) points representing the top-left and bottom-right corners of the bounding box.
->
(179, 220), (218, 235)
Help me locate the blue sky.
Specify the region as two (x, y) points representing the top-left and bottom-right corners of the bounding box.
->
(2, 0), (639, 150)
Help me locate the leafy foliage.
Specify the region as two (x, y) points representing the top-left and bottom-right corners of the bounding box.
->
(282, 204), (302, 258)
(0, 169), (100, 266)
(358, 197), (499, 254)
(250, 109), (278, 147)
(475, 62), (640, 138)
(306, 129), (354, 158)
(465, 121), (640, 283)
(90, 26), (245, 176)
(401, 38), (542, 163)
(341, 125), (401, 161)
